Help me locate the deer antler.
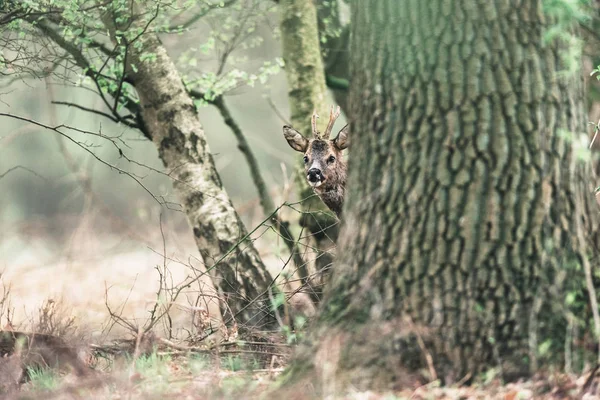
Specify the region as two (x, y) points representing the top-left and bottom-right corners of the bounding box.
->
(311, 109), (320, 139)
(323, 105), (341, 139)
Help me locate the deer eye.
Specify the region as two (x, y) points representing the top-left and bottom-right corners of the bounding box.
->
(303, 156), (309, 164)
(327, 155), (336, 164)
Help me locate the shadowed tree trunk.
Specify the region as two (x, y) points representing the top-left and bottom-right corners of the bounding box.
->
(283, 0), (599, 394)
(316, 0), (350, 113)
(103, 8), (276, 330)
(279, 0), (340, 300)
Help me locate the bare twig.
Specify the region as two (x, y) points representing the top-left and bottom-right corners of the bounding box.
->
(266, 97), (291, 126)
(0, 112), (164, 204)
(34, 19), (148, 139)
(576, 187), (600, 363)
(404, 316), (437, 382)
(590, 120), (600, 149)
(0, 166), (46, 180)
(209, 95), (310, 297)
(52, 101), (139, 129)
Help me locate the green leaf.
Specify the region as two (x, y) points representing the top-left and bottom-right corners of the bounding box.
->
(538, 339), (553, 356)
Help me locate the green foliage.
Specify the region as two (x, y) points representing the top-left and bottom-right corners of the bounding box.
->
(542, 0), (593, 77)
(538, 339), (553, 357)
(132, 351), (173, 394)
(2, 0), (283, 112)
(317, 0), (344, 45)
(269, 286), (285, 312)
(178, 0), (282, 102)
(543, 0), (592, 24)
(135, 351), (171, 378)
(26, 366), (60, 392)
(593, 65), (600, 81)
(534, 254), (600, 372)
(221, 354), (259, 371)
(480, 367), (501, 385)
(187, 353), (210, 374)
(222, 354), (244, 371)
(282, 314), (307, 344)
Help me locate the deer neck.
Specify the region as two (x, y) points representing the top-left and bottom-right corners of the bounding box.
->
(314, 166), (346, 217)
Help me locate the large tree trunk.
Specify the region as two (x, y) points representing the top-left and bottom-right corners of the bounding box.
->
(279, 0), (340, 300)
(284, 0), (599, 393)
(103, 9), (276, 330)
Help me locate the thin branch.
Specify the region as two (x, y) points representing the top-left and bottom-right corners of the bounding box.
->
(167, 0), (238, 31)
(52, 101), (139, 129)
(212, 95), (309, 293)
(112, 43), (128, 115)
(0, 112), (164, 204)
(576, 188), (600, 364)
(33, 19), (149, 139)
(0, 166), (47, 180)
(35, 20), (113, 111)
(164, 198), (309, 327)
(0, 8), (29, 25)
(213, 96), (273, 212)
(88, 39), (115, 57)
(266, 96), (291, 125)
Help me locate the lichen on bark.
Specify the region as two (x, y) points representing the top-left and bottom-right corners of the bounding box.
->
(102, 6), (277, 329)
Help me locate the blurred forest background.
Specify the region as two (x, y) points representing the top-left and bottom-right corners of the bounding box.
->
(3, 0), (600, 398)
(0, 0), (351, 337)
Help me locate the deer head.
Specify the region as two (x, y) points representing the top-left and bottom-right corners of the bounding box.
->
(283, 106), (349, 217)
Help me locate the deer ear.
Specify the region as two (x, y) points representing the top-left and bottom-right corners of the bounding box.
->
(283, 126), (309, 152)
(333, 124), (349, 150)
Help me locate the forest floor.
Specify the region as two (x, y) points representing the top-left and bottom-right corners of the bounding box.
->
(2, 216), (600, 399)
(7, 344), (600, 400)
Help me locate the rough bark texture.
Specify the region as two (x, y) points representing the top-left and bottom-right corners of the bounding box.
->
(279, 0), (340, 297)
(103, 10), (276, 329)
(284, 0), (599, 393)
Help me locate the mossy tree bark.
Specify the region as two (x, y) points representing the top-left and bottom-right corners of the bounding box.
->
(279, 0), (340, 299)
(103, 8), (276, 330)
(284, 0), (599, 393)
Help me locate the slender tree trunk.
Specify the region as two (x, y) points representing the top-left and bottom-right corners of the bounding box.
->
(279, 0), (339, 299)
(212, 96), (306, 294)
(103, 10), (276, 330)
(316, 0), (350, 113)
(284, 0), (599, 393)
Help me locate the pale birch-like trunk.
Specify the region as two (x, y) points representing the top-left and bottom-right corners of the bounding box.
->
(103, 9), (276, 330)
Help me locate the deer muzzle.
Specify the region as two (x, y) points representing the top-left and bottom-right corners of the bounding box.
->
(307, 168), (324, 187)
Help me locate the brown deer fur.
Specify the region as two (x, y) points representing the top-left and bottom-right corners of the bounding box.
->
(283, 106), (349, 217)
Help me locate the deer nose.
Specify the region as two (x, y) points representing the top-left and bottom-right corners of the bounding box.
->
(307, 168), (322, 182)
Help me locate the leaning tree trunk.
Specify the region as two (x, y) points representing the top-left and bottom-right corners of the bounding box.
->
(103, 9), (276, 330)
(283, 0), (599, 393)
(279, 0), (339, 299)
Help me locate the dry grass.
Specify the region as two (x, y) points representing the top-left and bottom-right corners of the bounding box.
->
(0, 212), (304, 399)
(5, 215), (600, 399)
(14, 351), (284, 399)
(8, 354), (600, 400)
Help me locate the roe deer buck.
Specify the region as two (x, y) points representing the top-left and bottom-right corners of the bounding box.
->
(283, 106), (349, 217)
